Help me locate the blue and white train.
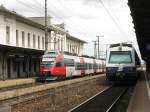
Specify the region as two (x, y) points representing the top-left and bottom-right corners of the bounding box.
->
(106, 43), (140, 83)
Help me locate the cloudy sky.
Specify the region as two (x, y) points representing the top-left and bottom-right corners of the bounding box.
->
(0, 0), (139, 57)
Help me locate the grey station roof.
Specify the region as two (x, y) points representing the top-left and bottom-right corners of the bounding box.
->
(128, 0), (150, 60)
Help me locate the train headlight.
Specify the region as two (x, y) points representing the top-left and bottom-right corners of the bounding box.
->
(107, 67), (111, 71)
(42, 71), (49, 74)
(124, 67), (135, 72)
(107, 67), (115, 71)
(129, 67), (133, 71)
(42, 71), (46, 74)
(130, 67), (136, 71)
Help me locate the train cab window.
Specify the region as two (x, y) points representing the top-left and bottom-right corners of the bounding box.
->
(109, 51), (132, 63)
(41, 61), (54, 67)
(75, 63), (78, 70)
(44, 51), (58, 58)
(90, 64), (93, 69)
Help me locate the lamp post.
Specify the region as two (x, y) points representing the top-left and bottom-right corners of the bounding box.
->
(92, 40), (97, 58)
(96, 35), (104, 59)
(45, 0), (48, 50)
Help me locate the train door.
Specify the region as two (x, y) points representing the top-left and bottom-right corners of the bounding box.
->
(80, 57), (85, 75)
(65, 58), (75, 77)
(93, 59), (96, 74)
(102, 61), (104, 73)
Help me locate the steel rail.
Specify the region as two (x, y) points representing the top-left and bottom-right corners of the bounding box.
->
(106, 87), (128, 112)
(68, 86), (112, 112)
(69, 86), (128, 112)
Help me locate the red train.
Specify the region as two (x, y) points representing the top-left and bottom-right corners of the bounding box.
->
(38, 50), (105, 81)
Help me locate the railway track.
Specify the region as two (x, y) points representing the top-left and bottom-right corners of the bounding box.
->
(0, 75), (105, 103)
(0, 74), (106, 112)
(69, 86), (129, 112)
(0, 76), (86, 94)
(0, 74), (105, 93)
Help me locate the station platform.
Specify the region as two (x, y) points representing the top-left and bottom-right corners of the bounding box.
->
(0, 78), (36, 89)
(0, 75), (105, 101)
(127, 72), (150, 112)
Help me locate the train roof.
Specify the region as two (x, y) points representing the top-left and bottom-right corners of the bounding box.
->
(44, 50), (106, 61)
(81, 55), (95, 59)
(61, 51), (78, 56)
(109, 43), (133, 48)
(107, 43), (140, 65)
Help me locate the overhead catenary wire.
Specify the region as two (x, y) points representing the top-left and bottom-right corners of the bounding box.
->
(97, 0), (129, 38)
(34, 0), (45, 9)
(34, 0), (89, 37)
(15, 0), (91, 38)
(16, 0), (58, 19)
(98, 0), (141, 57)
(32, 0), (67, 21)
(15, 0), (128, 39)
(16, 0), (45, 16)
(54, 0), (91, 37)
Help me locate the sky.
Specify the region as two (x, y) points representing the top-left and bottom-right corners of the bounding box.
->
(0, 0), (139, 57)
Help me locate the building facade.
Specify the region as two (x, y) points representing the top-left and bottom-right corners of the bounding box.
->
(0, 6), (86, 80)
(29, 18), (85, 55)
(66, 34), (84, 55)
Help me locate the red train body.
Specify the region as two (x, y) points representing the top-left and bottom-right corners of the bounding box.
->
(38, 50), (105, 81)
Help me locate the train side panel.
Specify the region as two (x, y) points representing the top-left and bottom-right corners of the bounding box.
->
(38, 50), (105, 81)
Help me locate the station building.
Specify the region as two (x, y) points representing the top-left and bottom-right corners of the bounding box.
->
(0, 6), (86, 80)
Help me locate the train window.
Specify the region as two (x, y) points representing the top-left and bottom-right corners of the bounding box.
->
(109, 51), (132, 63)
(96, 64), (99, 69)
(86, 63), (88, 69)
(75, 62), (81, 70)
(96, 64), (98, 69)
(76, 63), (85, 70)
(99, 64), (101, 69)
(89, 63), (92, 69)
(62, 58), (74, 67)
(84, 63), (87, 69)
(82, 63), (85, 69)
(93, 64), (97, 69)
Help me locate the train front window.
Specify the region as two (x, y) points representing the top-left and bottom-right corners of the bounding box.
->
(41, 61), (54, 67)
(109, 51), (132, 63)
(43, 52), (58, 58)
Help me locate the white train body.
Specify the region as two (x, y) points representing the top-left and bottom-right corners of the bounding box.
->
(39, 50), (105, 81)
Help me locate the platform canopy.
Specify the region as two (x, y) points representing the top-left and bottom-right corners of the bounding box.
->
(0, 44), (44, 55)
(128, 0), (150, 60)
